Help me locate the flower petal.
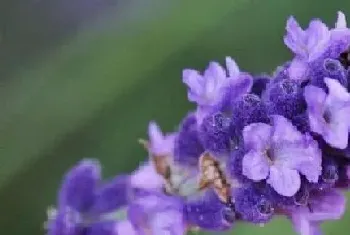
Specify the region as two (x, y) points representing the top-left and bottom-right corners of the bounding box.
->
(291, 214), (322, 235)
(115, 220), (137, 235)
(335, 11), (347, 29)
(130, 162), (163, 190)
(271, 115), (304, 143)
(267, 165), (301, 196)
(148, 122), (176, 156)
(284, 16), (330, 62)
(304, 85), (329, 136)
(307, 190), (346, 221)
(323, 78), (350, 149)
(182, 69), (205, 103)
(284, 16), (307, 59)
(325, 77), (350, 103)
(242, 150), (270, 181)
(87, 221), (119, 235)
(304, 85), (327, 115)
(288, 58), (308, 80)
(243, 123), (272, 150)
(47, 210), (83, 235)
(273, 135), (322, 183)
(225, 57), (240, 78)
(306, 20), (330, 61)
(58, 159), (100, 212)
(150, 210), (185, 235)
(91, 175), (130, 214)
(148, 122), (164, 147)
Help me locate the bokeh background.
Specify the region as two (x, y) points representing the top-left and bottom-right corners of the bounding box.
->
(1, 0), (350, 234)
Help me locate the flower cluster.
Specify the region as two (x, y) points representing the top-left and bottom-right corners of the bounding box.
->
(46, 12), (350, 235)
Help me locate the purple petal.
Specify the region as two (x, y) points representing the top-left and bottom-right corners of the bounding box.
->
(304, 85), (327, 115)
(242, 150), (270, 181)
(87, 221), (118, 235)
(128, 192), (184, 235)
(271, 115), (304, 143)
(184, 190), (235, 230)
(307, 190), (346, 221)
(148, 121), (164, 148)
(91, 175), (130, 214)
(58, 159), (100, 212)
(243, 123), (272, 150)
(284, 17), (330, 62)
(272, 136), (322, 183)
(225, 57), (240, 78)
(325, 77), (350, 103)
(227, 73), (253, 99)
(182, 69), (205, 104)
(183, 61), (234, 107)
(306, 78), (350, 149)
(324, 78), (350, 149)
(47, 210), (83, 235)
(204, 62), (226, 82)
(148, 122), (176, 156)
(284, 16), (307, 58)
(150, 210), (185, 235)
(115, 220), (137, 235)
(267, 165), (301, 196)
(130, 162), (163, 190)
(306, 20), (330, 61)
(290, 189), (346, 235)
(291, 215), (322, 235)
(335, 11), (347, 29)
(288, 58), (309, 80)
(304, 85), (327, 134)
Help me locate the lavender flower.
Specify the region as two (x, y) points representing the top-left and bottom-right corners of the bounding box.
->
(182, 57), (252, 121)
(288, 189), (346, 235)
(130, 162), (164, 190)
(234, 185), (275, 224)
(304, 77), (350, 149)
(128, 191), (185, 235)
(47, 160), (131, 235)
(184, 190), (235, 231)
(241, 115), (322, 196)
(148, 121), (176, 157)
(284, 17), (330, 63)
(48, 11), (350, 235)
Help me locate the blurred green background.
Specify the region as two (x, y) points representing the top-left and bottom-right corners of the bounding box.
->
(0, 0), (349, 234)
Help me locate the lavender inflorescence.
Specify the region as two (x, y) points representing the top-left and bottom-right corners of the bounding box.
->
(46, 12), (350, 235)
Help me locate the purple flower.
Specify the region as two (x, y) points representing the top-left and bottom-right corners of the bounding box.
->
(47, 160), (131, 235)
(87, 221), (137, 235)
(241, 115), (322, 196)
(331, 11), (350, 40)
(289, 189), (346, 235)
(198, 112), (233, 156)
(128, 191), (185, 235)
(264, 79), (306, 120)
(182, 61), (227, 107)
(130, 162), (164, 190)
(304, 77), (350, 149)
(114, 220), (137, 235)
(174, 113), (205, 166)
(148, 121), (176, 157)
(284, 16), (334, 81)
(184, 190), (235, 231)
(284, 16), (330, 62)
(234, 185), (275, 224)
(182, 57), (252, 115)
(335, 11), (347, 29)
